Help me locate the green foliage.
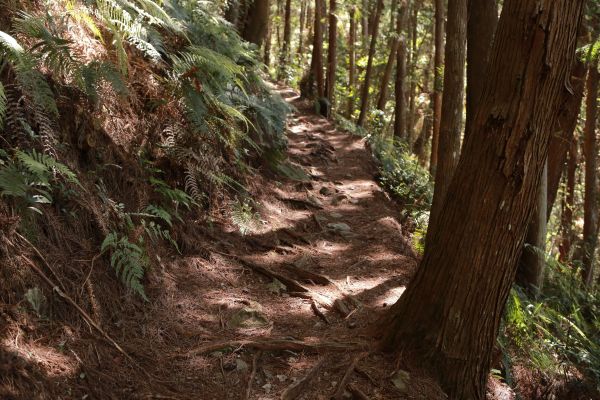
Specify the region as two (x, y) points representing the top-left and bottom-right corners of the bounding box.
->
(231, 197), (259, 235)
(0, 82), (5, 129)
(503, 260), (600, 386)
(0, 149), (78, 213)
(101, 232), (149, 300)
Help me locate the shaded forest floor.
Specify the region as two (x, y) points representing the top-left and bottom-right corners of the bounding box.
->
(2, 87), (520, 400)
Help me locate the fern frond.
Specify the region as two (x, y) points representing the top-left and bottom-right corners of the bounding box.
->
(101, 232), (149, 300)
(0, 82), (6, 130)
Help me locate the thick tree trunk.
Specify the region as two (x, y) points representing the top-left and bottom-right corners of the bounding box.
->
(356, 0), (385, 126)
(346, 6), (357, 118)
(277, 0), (292, 79)
(581, 60), (599, 287)
(393, 38), (407, 139)
(242, 0), (270, 45)
(428, 0), (467, 228)
(516, 161), (548, 296)
(464, 0), (497, 143)
(380, 1), (583, 398)
(429, 0), (445, 175)
(325, 0), (337, 107)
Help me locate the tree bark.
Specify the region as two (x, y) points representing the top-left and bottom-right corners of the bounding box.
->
(241, 0), (270, 46)
(263, 17), (272, 65)
(428, 0), (467, 229)
(464, 0), (497, 143)
(325, 0), (337, 106)
(407, 1), (420, 143)
(429, 0), (444, 175)
(297, 0), (307, 60)
(380, 1), (584, 398)
(559, 138), (578, 262)
(356, 0), (385, 127)
(346, 6), (357, 118)
(393, 38), (407, 139)
(581, 59), (599, 287)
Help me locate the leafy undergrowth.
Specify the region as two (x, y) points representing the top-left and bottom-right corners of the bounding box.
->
(502, 260), (600, 398)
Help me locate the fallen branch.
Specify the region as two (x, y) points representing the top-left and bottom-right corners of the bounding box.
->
(238, 259), (310, 293)
(16, 232), (67, 293)
(281, 357), (327, 400)
(282, 263), (333, 286)
(282, 228), (311, 245)
(332, 353), (368, 400)
(245, 351), (262, 400)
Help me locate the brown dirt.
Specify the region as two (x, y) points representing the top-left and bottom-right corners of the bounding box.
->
(0, 87), (447, 399)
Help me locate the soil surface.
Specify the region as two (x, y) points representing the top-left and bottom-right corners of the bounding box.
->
(1, 87), (452, 400)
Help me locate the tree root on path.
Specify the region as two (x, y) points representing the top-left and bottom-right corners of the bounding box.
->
(281, 357), (328, 400)
(245, 350), (261, 400)
(347, 383), (370, 400)
(311, 300), (330, 324)
(185, 338), (368, 357)
(332, 352), (368, 400)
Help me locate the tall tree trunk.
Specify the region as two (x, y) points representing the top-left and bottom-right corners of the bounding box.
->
(278, 0), (292, 79)
(546, 59), (586, 218)
(380, 1), (584, 398)
(356, 0), (385, 126)
(413, 52), (433, 164)
(429, 0), (444, 175)
(325, 0), (337, 106)
(346, 6), (357, 118)
(559, 139), (578, 262)
(310, 0), (325, 98)
(392, 3), (408, 138)
(376, 1), (403, 112)
(297, 0), (307, 60)
(263, 18), (272, 65)
(407, 1), (420, 143)
(428, 0), (467, 229)
(464, 0), (497, 143)
(581, 59), (599, 287)
(516, 161), (548, 295)
(241, 0), (270, 45)
(361, 0), (369, 43)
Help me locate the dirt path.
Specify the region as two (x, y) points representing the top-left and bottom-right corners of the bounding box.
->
(8, 88), (431, 400)
(132, 88), (425, 400)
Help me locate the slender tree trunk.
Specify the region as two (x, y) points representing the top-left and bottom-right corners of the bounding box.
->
(429, 0), (444, 175)
(297, 0), (307, 59)
(325, 0), (337, 107)
(310, 0), (325, 98)
(361, 0), (369, 43)
(546, 58), (586, 217)
(413, 53), (432, 164)
(380, 1), (584, 398)
(356, 0), (385, 126)
(464, 0), (497, 143)
(407, 1), (420, 143)
(277, 0), (292, 79)
(516, 161), (548, 295)
(346, 6), (357, 118)
(376, 2), (402, 112)
(263, 18), (272, 65)
(559, 139), (578, 262)
(428, 0), (467, 229)
(241, 0), (270, 45)
(581, 59), (599, 287)
(392, 3), (408, 138)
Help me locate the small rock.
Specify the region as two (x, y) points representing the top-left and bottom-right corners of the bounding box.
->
(276, 374), (287, 382)
(330, 212), (343, 219)
(236, 359), (249, 372)
(327, 222), (352, 237)
(391, 370), (411, 393)
(262, 383), (272, 393)
(307, 194), (324, 208)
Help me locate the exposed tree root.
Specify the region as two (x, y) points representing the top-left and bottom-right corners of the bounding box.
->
(282, 263), (334, 285)
(347, 383), (370, 400)
(186, 338), (368, 357)
(245, 351), (262, 400)
(281, 357), (327, 400)
(311, 299), (330, 324)
(332, 353), (368, 400)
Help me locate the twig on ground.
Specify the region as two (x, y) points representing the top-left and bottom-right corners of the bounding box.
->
(16, 232), (67, 293)
(245, 351), (262, 400)
(281, 357), (327, 400)
(332, 353), (368, 400)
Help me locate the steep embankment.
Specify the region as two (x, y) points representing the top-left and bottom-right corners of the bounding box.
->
(1, 85), (445, 399)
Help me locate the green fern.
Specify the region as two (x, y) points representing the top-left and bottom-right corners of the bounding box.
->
(0, 82), (5, 130)
(101, 232), (149, 300)
(231, 198), (259, 236)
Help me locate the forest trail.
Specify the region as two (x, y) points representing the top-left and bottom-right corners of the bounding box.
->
(132, 87), (427, 400)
